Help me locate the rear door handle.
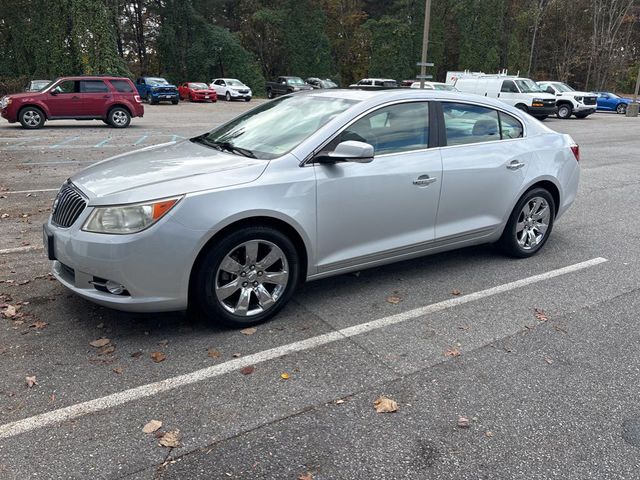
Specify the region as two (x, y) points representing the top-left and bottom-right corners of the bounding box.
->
(506, 160), (525, 170)
(413, 174), (437, 186)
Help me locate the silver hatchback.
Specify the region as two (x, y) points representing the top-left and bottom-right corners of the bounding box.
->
(44, 90), (580, 326)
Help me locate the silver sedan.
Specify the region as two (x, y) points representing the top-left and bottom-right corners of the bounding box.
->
(44, 89), (580, 326)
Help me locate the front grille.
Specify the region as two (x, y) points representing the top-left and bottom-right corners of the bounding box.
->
(544, 100), (556, 106)
(159, 87), (175, 94)
(51, 182), (87, 228)
(238, 89), (249, 94)
(584, 97), (596, 105)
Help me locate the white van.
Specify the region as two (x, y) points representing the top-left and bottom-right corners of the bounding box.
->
(446, 71), (557, 120)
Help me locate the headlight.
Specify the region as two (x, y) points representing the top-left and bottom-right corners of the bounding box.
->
(82, 196), (182, 234)
(0, 96), (11, 108)
(575, 96), (583, 102)
(532, 98), (543, 103)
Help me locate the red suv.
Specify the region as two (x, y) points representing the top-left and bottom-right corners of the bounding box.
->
(0, 76), (144, 129)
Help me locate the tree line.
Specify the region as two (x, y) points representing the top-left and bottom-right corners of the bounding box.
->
(0, 0), (638, 95)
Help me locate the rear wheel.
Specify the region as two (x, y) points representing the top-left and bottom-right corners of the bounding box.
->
(19, 107), (45, 129)
(108, 107), (131, 128)
(193, 226), (302, 327)
(497, 188), (555, 258)
(575, 112), (589, 119)
(557, 104), (572, 119)
(616, 103), (627, 114)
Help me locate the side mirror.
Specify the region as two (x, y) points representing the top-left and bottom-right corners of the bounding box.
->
(50, 89), (58, 96)
(317, 141), (374, 164)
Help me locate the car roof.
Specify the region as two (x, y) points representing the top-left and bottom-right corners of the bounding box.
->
(53, 76), (132, 81)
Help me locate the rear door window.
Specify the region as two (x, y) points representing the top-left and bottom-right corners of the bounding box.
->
(442, 102), (500, 146)
(80, 80), (109, 93)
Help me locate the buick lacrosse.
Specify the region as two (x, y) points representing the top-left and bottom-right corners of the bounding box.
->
(44, 89), (579, 326)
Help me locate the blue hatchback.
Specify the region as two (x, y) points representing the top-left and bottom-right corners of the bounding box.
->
(595, 92), (633, 114)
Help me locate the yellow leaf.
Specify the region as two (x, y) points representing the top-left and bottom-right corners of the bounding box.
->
(373, 396), (398, 413)
(142, 420), (162, 434)
(280, 372), (290, 380)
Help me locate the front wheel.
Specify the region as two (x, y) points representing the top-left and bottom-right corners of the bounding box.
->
(557, 104), (572, 119)
(497, 188), (555, 258)
(171, 98), (179, 105)
(193, 226), (302, 327)
(245, 97), (251, 102)
(534, 115), (548, 121)
(225, 91), (232, 101)
(266, 89), (273, 99)
(19, 106), (45, 129)
(575, 112), (589, 119)
(616, 103), (627, 114)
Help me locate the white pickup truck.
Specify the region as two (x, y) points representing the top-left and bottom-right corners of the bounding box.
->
(536, 81), (598, 119)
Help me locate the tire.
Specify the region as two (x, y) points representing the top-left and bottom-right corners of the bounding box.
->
(225, 91), (231, 101)
(616, 103), (627, 114)
(497, 188), (555, 258)
(267, 89), (273, 99)
(147, 93), (158, 105)
(245, 97), (251, 102)
(193, 226), (302, 327)
(19, 106), (45, 129)
(515, 104), (528, 113)
(534, 115), (548, 121)
(108, 107), (131, 128)
(171, 98), (179, 105)
(557, 104), (572, 119)
(575, 112), (589, 119)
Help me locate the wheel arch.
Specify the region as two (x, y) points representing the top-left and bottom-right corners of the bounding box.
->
(18, 103), (49, 119)
(107, 103), (132, 116)
(188, 215), (310, 303)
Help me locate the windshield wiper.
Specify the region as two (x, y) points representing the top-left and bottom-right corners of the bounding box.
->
(191, 136), (256, 158)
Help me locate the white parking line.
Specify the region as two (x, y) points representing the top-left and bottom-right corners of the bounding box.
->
(0, 245), (42, 255)
(0, 257), (608, 440)
(51, 136), (80, 149)
(94, 138), (112, 148)
(3, 188), (58, 194)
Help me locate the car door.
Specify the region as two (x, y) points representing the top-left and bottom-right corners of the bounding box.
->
(314, 101), (442, 272)
(47, 80), (81, 117)
(79, 80), (111, 116)
(436, 102), (530, 240)
(497, 79), (520, 107)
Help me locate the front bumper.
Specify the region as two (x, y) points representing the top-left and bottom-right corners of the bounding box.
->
(573, 105), (596, 114)
(44, 208), (201, 312)
(529, 105), (557, 117)
(1, 106), (16, 122)
(151, 92), (179, 100)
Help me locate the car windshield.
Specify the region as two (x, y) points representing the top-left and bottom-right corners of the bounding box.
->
(190, 83), (208, 90)
(30, 80), (51, 91)
(553, 83), (575, 93)
(147, 78), (169, 86)
(286, 78), (305, 86)
(434, 84), (457, 91)
(194, 95), (357, 160)
(227, 79), (244, 87)
(321, 80), (338, 88)
(515, 79), (543, 93)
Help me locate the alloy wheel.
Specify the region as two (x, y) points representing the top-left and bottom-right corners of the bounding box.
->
(515, 196), (550, 250)
(111, 110), (128, 126)
(215, 240), (289, 317)
(23, 110), (41, 127)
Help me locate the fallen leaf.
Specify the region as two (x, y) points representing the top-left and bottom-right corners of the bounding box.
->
(445, 347), (461, 357)
(96, 323), (105, 329)
(1, 305), (17, 319)
(386, 295), (401, 304)
(240, 327), (257, 335)
(298, 474), (314, 480)
(232, 353), (241, 358)
(335, 399), (345, 405)
(534, 308), (549, 321)
(158, 430), (181, 448)
(207, 349), (221, 358)
(485, 430), (494, 437)
(112, 367), (123, 374)
(457, 416), (471, 428)
(158, 339), (169, 346)
(240, 365), (255, 375)
(25, 376), (37, 387)
(458, 325), (470, 331)
(17, 280), (30, 286)
(280, 372), (290, 380)
(0, 213), (8, 219)
(89, 338), (111, 348)
(544, 356), (554, 365)
(142, 420), (162, 434)
(99, 345), (116, 355)
(373, 396), (398, 413)
(151, 351), (166, 363)
(131, 351), (143, 358)
(29, 321), (48, 330)
(451, 288), (462, 296)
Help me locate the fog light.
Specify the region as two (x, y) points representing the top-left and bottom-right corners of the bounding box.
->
(106, 280), (126, 295)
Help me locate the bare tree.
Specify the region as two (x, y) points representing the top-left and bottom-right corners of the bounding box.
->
(527, 0), (551, 76)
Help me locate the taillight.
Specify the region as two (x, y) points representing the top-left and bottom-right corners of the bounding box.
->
(134, 95), (142, 103)
(570, 144), (580, 162)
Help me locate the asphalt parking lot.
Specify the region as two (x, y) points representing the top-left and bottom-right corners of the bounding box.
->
(1, 102), (639, 479)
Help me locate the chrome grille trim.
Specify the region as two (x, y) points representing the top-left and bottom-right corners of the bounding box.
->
(51, 182), (87, 228)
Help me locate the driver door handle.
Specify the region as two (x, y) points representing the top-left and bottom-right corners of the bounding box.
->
(413, 175), (437, 187)
(507, 160), (525, 170)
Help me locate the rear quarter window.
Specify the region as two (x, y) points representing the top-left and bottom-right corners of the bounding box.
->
(109, 79), (135, 93)
(499, 112), (524, 139)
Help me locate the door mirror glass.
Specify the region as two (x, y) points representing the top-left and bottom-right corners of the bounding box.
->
(318, 141), (374, 164)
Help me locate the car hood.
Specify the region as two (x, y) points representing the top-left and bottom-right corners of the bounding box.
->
(150, 84), (177, 89)
(4, 91), (43, 100)
(557, 91), (596, 97)
(71, 140), (269, 206)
